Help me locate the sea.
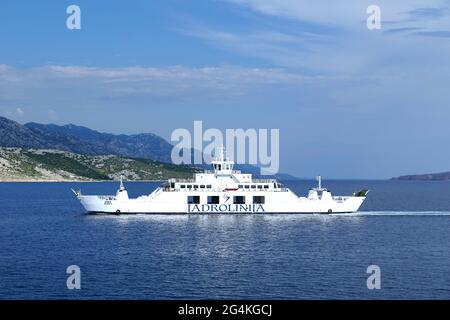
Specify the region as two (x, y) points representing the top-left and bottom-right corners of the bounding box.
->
(0, 180), (450, 299)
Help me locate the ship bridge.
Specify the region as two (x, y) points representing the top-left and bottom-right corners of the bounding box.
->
(164, 147), (283, 192)
(194, 147), (252, 184)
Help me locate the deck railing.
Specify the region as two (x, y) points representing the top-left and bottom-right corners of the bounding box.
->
(97, 195), (116, 200)
(252, 179), (276, 183)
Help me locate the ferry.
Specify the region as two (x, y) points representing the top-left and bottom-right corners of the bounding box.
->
(73, 149), (368, 214)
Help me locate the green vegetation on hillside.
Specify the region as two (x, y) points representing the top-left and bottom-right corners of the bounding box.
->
(25, 152), (110, 180)
(0, 147), (200, 181)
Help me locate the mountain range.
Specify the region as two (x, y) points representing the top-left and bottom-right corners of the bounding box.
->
(0, 116), (173, 163)
(0, 116), (298, 180)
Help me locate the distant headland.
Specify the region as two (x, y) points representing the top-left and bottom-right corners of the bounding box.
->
(391, 172), (450, 181)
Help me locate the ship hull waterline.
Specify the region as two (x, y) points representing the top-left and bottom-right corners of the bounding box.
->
(77, 193), (366, 215)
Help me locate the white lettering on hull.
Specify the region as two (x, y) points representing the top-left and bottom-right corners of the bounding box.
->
(188, 204), (265, 213)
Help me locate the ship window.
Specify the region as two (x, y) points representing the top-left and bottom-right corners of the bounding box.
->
(207, 196), (220, 204)
(244, 185), (250, 189)
(218, 164), (222, 170)
(264, 185), (269, 189)
(233, 196), (245, 204)
(251, 185), (256, 189)
(200, 185), (205, 189)
(180, 185), (185, 188)
(238, 185), (243, 189)
(257, 185), (263, 189)
(187, 185), (192, 189)
(207, 185), (212, 189)
(193, 185), (198, 189)
(253, 196), (265, 204)
(187, 196), (200, 204)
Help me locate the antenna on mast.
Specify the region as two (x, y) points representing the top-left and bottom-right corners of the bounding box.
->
(216, 145), (226, 161)
(119, 174), (125, 191)
(222, 145), (227, 161)
(316, 175), (322, 190)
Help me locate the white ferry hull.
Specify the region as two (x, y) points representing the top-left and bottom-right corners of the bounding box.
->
(77, 189), (366, 214)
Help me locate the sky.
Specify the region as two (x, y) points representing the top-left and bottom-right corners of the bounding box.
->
(1, 0), (450, 179)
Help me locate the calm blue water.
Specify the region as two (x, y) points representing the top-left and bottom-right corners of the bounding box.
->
(1, 180), (450, 299)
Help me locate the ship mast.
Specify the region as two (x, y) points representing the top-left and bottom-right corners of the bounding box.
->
(217, 145), (227, 161)
(315, 175), (326, 191)
(119, 174), (125, 191)
(211, 146), (234, 174)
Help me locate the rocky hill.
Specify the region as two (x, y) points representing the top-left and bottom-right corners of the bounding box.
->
(0, 117), (173, 163)
(0, 147), (199, 181)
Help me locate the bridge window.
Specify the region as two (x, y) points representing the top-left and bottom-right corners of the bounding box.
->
(207, 196), (220, 204)
(187, 196), (200, 204)
(253, 196), (265, 204)
(233, 196), (245, 204)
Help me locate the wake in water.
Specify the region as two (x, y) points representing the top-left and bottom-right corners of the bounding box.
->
(336, 211), (450, 216)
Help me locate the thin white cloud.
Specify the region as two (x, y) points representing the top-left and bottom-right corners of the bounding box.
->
(0, 64), (324, 87)
(45, 65), (308, 83)
(226, 0), (450, 28)
(0, 65), (328, 103)
(186, 1), (450, 75)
